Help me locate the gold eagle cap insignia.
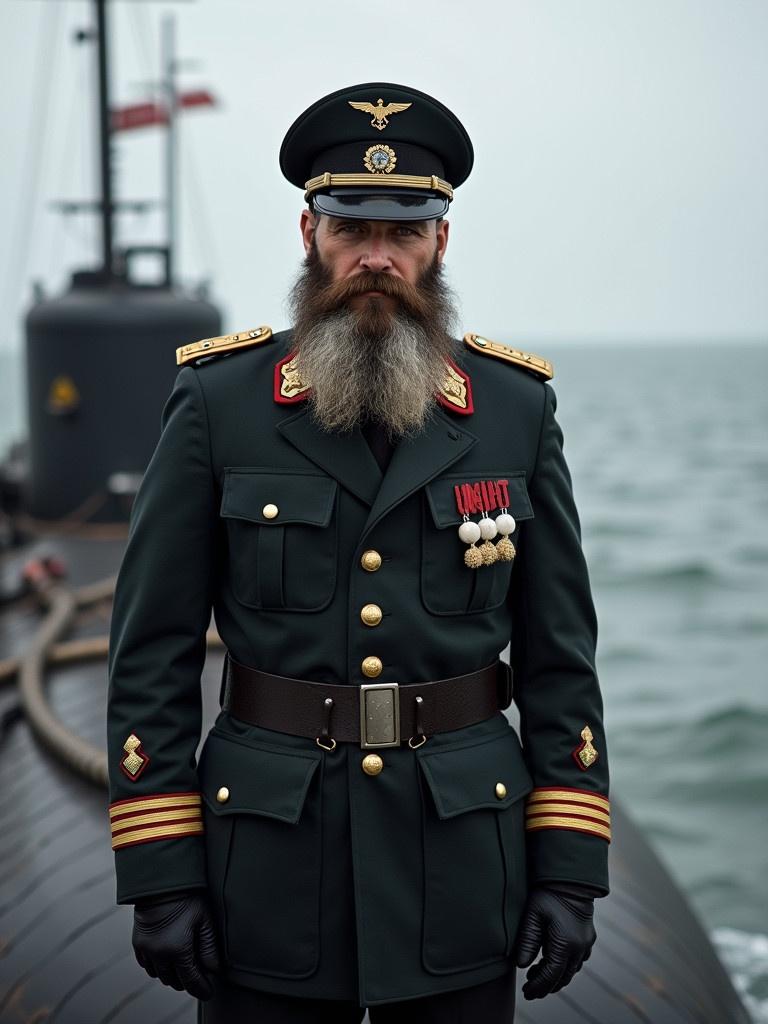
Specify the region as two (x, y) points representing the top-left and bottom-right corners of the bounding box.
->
(348, 98), (412, 131)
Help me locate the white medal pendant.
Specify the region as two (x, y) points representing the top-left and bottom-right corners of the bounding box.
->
(458, 516), (483, 568)
(478, 513), (498, 565)
(494, 508), (516, 561)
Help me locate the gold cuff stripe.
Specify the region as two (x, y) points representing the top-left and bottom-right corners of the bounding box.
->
(526, 802), (610, 825)
(111, 809), (203, 835)
(526, 816), (612, 841)
(304, 172), (453, 199)
(527, 810), (611, 832)
(527, 789), (609, 811)
(109, 794), (202, 819)
(111, 821), (204, 850)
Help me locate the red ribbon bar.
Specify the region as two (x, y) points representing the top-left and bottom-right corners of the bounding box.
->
(453, 479), (511, 516)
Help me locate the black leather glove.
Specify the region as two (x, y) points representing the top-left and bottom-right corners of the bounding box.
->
(132, 890), (220, 1000)
(514, 885), (597, 999)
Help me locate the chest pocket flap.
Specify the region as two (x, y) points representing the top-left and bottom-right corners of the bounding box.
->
(425, 470), (533, 529)
(221, 468), (337, 526)
(220, 468), (338, 611)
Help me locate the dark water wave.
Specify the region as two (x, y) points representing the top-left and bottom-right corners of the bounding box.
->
(593, 560), (723, 587)
(587, 519), (657, 539)
(597, 644), (659, 664)
(687, 703), (768, 737)
(733, 545), (768, 565)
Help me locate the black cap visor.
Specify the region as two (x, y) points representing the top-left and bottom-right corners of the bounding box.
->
(311, 188), (449, 222)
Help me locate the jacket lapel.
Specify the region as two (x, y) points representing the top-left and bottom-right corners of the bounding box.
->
(361, 409), (477, 540)
(276, 406), (383, 507)
(276, 404), (478, 535)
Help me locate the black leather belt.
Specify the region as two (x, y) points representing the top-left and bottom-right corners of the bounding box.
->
(222, 652), (513, 751)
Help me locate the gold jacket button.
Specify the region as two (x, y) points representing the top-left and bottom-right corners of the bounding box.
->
(360, 603), (383, 626)
(362, 656), (383, 678)
(495, 782), (507, 799)
(216, 786), (231, 803)
(362, 753), (384, 776)
(262, 503), (278, 519)
(361, 549), (382, 572)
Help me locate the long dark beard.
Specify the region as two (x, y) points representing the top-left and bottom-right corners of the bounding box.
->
(286, 242), (460, 440)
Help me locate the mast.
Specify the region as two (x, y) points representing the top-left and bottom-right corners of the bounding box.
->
(95, 0), (115, 279)
(162, 14), (177, 287)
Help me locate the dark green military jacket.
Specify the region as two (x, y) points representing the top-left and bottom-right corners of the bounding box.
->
(106, 327), (610, 1007)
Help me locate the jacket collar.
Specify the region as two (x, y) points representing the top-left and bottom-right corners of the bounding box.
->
(274, 348), (474, 415)
(275, 403), (478, 541)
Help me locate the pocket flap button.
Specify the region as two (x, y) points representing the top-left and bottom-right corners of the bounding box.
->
(216, 786), (230, 803)
(495, 782), (507, 799)
(262, 503), (278, 519)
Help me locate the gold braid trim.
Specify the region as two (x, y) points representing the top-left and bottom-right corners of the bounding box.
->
(464, 333), (553, 380)
(526, 789), (609, 811)
(304, 172), (453, 199)
(111, 821), (204, 850)
(525, 815), (611, 841)
(176, 326), (273, 366)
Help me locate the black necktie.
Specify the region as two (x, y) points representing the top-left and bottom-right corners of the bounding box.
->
(361, 416), (395, 473)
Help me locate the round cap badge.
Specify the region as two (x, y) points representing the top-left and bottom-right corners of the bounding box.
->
(364, 144), (396, 174)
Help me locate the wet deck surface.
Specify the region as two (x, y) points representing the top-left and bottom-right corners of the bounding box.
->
(0, 535), (751, 1023)
(0, 536), (200, 1023)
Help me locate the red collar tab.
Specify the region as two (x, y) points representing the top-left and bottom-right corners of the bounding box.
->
(274, 350), (311, 404)
(435, 356), (473, 415)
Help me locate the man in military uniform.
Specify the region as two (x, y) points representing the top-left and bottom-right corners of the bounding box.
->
(107, 82), (611, 1022)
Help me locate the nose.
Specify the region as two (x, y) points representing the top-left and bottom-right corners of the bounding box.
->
(359, 239), (393, 274)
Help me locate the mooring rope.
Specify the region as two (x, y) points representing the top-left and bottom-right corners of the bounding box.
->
(8, 576), (222, 788)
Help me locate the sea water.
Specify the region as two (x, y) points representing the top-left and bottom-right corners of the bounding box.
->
(548, 339), (768, 1022)
(1, 340), (766, 1020)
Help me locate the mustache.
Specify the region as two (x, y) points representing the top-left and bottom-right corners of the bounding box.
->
(307, 269), (438, 322)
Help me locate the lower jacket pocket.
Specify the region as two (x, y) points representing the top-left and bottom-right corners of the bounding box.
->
(415, 722), (533, 974)
(198, 727), (323, 978)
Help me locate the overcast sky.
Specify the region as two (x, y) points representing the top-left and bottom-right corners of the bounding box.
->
(2, 0), (767, 352)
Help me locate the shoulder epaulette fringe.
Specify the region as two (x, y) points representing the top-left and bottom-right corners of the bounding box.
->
(176, 326), (273, 367)
(463, 332), (553, 381)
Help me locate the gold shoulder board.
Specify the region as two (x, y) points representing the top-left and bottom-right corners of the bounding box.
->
(463, 332), (553, 381)
(176, 326), (273, 367)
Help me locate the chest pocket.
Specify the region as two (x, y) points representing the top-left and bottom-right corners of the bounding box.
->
(421, 470), (533, 616)
(220, 468), (338, 612)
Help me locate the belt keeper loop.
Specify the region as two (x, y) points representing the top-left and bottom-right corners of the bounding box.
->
(497, 660), (512, 709)
(408, 695), (427, 749)
(316, 696), (337, 752)
(219, 651), (232, 707)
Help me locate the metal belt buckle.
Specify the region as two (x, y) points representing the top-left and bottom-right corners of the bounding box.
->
(359, 682), (400, 749)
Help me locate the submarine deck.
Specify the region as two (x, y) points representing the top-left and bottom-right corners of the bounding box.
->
(0, 532), (751, 1023)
